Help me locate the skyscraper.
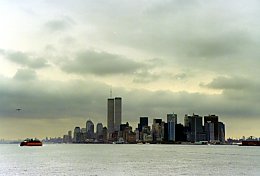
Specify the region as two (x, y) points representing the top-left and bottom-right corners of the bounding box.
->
(86, 120), (94, 139)
(114, 97), (122, 132)
(152, 118), (163, 142)
(204, 114), (219, 141)
(96, 123), (103, 136)
(138, 117), (148, 132)
(167, 113), (177, 142)
(218, 122), (225, 143)
(107, 98), (115, 133)
(185, 114), (204, 142)
(107, 97), (122, 134)
(73, 127), (81, 143)
(205, 122), (215, 142)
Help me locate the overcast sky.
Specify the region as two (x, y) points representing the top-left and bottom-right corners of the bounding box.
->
(1, 0), (260, 139)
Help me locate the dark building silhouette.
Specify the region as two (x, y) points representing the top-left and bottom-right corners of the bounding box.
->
(86, 120), (94, 139)
(153, 118), (162, 125)
(218, 122), (225, 143)
(175, 124), (187, 142)
(138, 117), (148, 132)
(163, 123), (168, 142)
(102, 127), (108, 143)
(152, 118), (163, 142)
(107, 97), (122, 141)
(204, 115), (219, 141)
(114, 97), (122, 132)
(185, 114), (205, 142)
(73, 127), (81, 143)
(107, 98), (115, 134)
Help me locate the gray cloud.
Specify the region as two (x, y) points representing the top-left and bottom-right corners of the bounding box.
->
(202, 76), (260, 104)
(132, 70), (160, 83)
(1, 50), (49, 69)
(13, 68), (37, 81)
(201, 76), (260, 92)
(1, 74), (260, 139)
(1, 75), (260, 122)
(62, 50), (144, 76)
(202, 76), (251, 90)
(0, 77), (108, 120)
(174, 73), (187, 80)
(44, 17), (74, 32)
(65, 0), (260, 74)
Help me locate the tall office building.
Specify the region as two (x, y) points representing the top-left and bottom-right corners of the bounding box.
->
(114, 97), (122, 131)
(152, 118), (163, 142)
(96, 123), (103, 136)
(167, 113), (177, 142)
(218, 122), (225, 143)
(107, 98), (115, 133)
(86, 120), (94, 139)
(185, 114), (204, 142)
(68, 130), (72, 143)
(205, 122), (215, 142)
(138, 117), (148, 132)
(107, 97), (122, 134)
(204, 115), (219, 141)
(73, 127), (81, 143)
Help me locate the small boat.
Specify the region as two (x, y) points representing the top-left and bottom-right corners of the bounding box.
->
(194, 141), (208, 145)
(20, 138), (42, 146)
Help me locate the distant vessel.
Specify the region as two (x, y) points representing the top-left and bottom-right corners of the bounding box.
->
(194, 141), (208, 145)
(241, 141), (260, 146)
(20, 138), (42, 146)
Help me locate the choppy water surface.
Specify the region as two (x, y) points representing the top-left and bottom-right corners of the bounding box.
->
(0, 144), (260, 175)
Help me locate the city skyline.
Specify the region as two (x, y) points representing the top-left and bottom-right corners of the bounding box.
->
(1, 1), (260, 139)
(61, 112), (226, 144)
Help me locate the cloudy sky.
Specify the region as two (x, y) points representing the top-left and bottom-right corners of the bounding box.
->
(1, 0), (260, 139)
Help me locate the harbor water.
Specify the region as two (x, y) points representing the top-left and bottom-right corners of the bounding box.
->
(0, 144), (260, 175)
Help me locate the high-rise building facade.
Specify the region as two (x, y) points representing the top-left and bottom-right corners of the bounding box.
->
(96, 123), (103, 136)
(68, 130), (72, 143)
(73, 127), (81, 143)
(167, 113), (177, 142)
(152, 118), (163, 142)
(218, 122), (225, 143)
(107, 97), (122, 135)
(138, 117), (148, 132)
(205, 122), (215, 141)
(185, 114), (204, 142)
(204, 115), (219, 141)
(114, 97), (122, 132)
(86, 120), (94, 139)
(107, 98), (115, 133)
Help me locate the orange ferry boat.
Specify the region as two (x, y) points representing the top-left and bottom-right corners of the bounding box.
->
(20, 138), (42, 146)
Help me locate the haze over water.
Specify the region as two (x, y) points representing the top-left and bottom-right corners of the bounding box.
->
(1, 1), (260, 139)
(1, 144), (260, 176)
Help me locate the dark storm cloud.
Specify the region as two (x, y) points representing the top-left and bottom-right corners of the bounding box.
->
(62, 50), (144, 76)
(1, 50), (49, 69)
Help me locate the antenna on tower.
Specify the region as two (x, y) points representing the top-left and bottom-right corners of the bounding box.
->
(110, 86), (113, 98)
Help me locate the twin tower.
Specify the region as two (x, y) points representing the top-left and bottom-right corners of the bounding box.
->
(107, 97), (122, 134)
